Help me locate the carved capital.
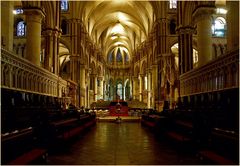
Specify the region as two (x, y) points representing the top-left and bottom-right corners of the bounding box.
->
(176, 25), (196, 34)
(24, 8), (45, 23)
(98, 76), (103, 81)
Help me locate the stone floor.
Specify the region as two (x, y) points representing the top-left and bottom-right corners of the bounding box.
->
(47, 122), (201, 165)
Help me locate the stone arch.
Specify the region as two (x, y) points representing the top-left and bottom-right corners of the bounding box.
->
(61, 16), (68, 35)
(41, 1), (55, 28)
(3, 65), (10, 86)
(183, 1), (197, 26)
(59, 41), (71, 76)
(97, 65), (102, 76)
(59, 38), (71, 52)
(90, 61), (96, 74)
(141, 60), (147, 74)
(169, 18), (177, 34)
(134, 65), (140, 77)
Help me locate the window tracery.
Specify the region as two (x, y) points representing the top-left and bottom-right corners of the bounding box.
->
(169, 0), (177, 9)
(17, 21), (26, 37)
(61, 0), (68, 11)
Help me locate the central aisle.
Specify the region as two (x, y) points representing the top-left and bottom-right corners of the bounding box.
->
(47, 122), (199, 165)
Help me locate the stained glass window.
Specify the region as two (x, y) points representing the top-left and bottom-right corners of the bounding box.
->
(61, 0), (68, 11)
(169, 0), (177, 9)
(13, 9), (23, 15)
(193, 49), (198, 67)
(212, 17), (226, 37)
(108, 51), (113, 63)
(17, 21), (25, 37)
(116, 48), (122, 62)
(124, 51), (129, 63)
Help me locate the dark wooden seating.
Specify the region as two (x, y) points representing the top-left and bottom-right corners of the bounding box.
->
(8, 148), (47, 165)
(1, 127), (35, 164)
(141, 119), (156, 127)
(198, 150), (236, 165)
(175, 120), (193, 129)
(61, 118), (96, 140)
(166, 131), (191, 142)
(1, 88), (97, 164)
(141, 114), (160, 128)
(197, 127), (239, 164)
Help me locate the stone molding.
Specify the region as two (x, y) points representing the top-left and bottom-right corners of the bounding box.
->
(180, 49), (239, 96)
(1, 48), (67, 97)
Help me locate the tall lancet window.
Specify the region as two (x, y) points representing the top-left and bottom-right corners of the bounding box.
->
(124, 51), (129, 63)
(116, 48), (122, 63)
(17, 21), (26, 37)
(108, 51), (113, 63)
(169, 0), (177, 9)
(61, 0), (68, 11)
(212, 17), (226, 37)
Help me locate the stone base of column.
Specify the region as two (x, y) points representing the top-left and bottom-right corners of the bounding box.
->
(80, 97), (85, 107)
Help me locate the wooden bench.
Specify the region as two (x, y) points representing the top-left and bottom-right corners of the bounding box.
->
(141, 119), (155, 128)
(8, 148), (47, 165)
(166, 131), (191, 142)
(84, 119), (96, 128)
(62, 119), (96, 140)
(63, 126), (84, 139)
(175, 120), (193, 129)
(199, 150), (236, 165)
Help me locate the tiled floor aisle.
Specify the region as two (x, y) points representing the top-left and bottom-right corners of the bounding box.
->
(47, 122), (200, 165)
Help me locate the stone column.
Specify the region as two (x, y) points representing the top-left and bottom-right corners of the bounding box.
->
(177, 26), (195, 73)
(98, 76), (104, 100)
(1, 1), (14, 51)
(129, 76), (133, 100)
(42, 28), (61, 73)
(132, 76), (138, 100)
(103, 81), (106, 100)
(151, 65), (158, 108)
(43, 29), (53, 71)
(193, 6), (215, 67)
(139, 74), (143, 101)
(147, 70), (152, 108)
(80, 64), (86, 107)
(155, 1), (168, 56)
(70, 55), (78, 82)
(69, 19), (82, 57)
(226, 1), (239, 51)
(25, 8), (45, 66)
(94, 75), (98, 101)
(53, 30), (61, 75)
(86, 71), (90, 107)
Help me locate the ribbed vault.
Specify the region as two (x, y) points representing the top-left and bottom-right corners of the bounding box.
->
(78, 1), (154, 64)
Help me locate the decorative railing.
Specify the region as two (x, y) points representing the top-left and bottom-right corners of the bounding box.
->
(180, 49), (239, 96)
(1, 48), (67, 97)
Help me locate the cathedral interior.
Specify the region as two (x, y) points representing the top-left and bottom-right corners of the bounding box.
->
(1, 0), (239, 165)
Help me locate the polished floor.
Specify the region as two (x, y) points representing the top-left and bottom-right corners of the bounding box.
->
(47, 122), (200, 165)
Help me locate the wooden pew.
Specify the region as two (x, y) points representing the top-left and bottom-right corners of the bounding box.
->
(8, 148), (47, 165)
(198, 128), (239, 165)
(1, 127), (47, 165)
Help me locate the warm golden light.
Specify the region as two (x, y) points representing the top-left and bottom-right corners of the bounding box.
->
(118, 12), (128, 22)
(216, 8), (227, 14)
(111, 36), (118, 40)
(111, 23), (125, 34)
(114, 42), (124, 46)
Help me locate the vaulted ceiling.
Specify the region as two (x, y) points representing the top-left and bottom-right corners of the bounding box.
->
(78, 1), (154, 62)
